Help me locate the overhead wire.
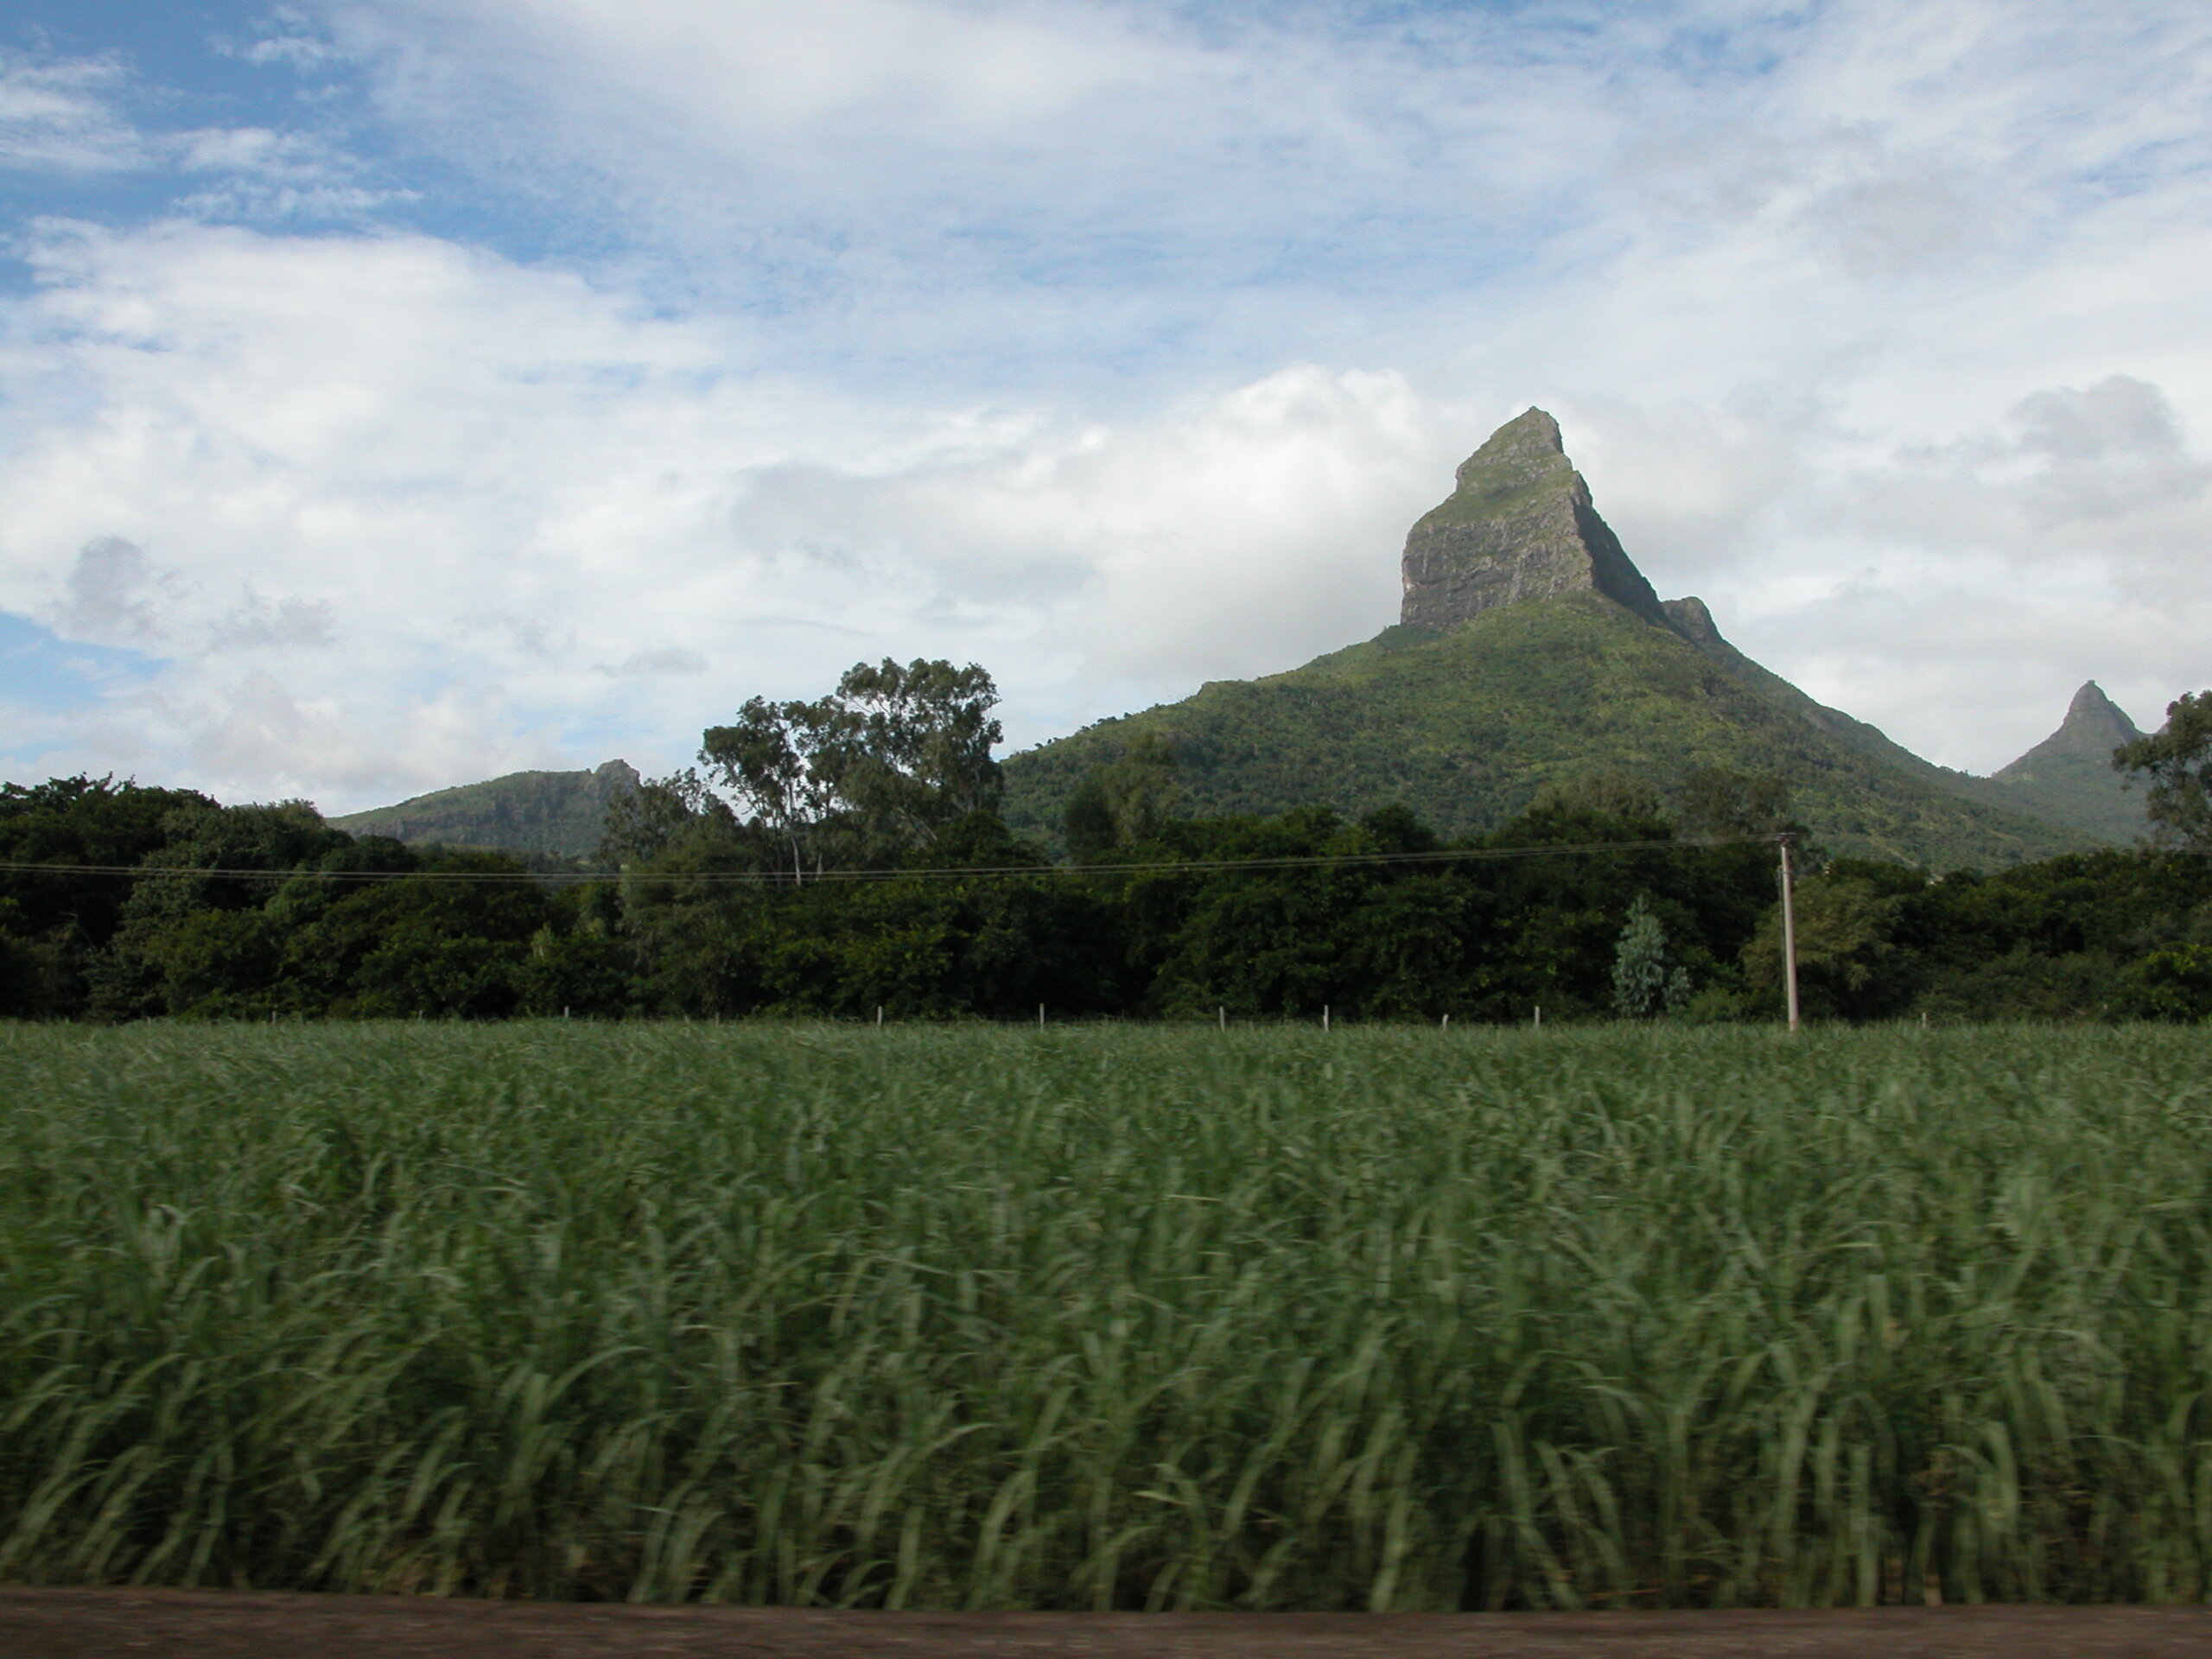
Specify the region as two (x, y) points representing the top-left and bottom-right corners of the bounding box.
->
(0, 833), (1787, 887)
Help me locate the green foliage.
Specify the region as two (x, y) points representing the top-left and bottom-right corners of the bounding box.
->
(1529, 770), (1664, 823)
(329, 761), (639, 860)
(1001, 595), (2090, 871)
(1611, 894), (1689, 1017)
(595, 768), (741, 867)
(1675, 766), (1794, 839)
(1064, 731), (1181, 860)
(829, 658), (1006, 839)
(0, 776), (219, 1015)
(1, 755), (2207, 1027)
(1744, 876), (1908, 1020)
(1986, 683), (2148, 845)
(2115, 690), (2212, 850)
(2119, 944), (2212, 1021)
(701, 659), (1005, 874)
(699, 696), (842, 877)
(1915, 950), (2127, 1023)
(5, 1022), (2212, 1608)
(1411, 413), (1573, 529)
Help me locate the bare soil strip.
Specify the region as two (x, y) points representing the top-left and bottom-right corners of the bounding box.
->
(3, 1591), (2209, 1659)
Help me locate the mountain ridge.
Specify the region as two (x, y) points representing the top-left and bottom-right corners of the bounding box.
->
(1982, 681), (2148, 844)
(327, 411), (2146, 870)
(999, 590), (2093, 868)
(328, 759), (639, 859)
(998, 410), (2107, 869)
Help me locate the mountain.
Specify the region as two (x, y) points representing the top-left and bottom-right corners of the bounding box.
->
(1001, 410), (2098, 869)
(328, 760), (639, 859)
(1983, 683), (2148, 844)
(1402, 408), (1670, 628)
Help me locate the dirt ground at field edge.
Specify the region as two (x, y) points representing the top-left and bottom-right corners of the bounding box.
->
(3, 1590), (2209, 1658)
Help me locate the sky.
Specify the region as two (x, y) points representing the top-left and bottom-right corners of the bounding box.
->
(2, 0), (2209, 811)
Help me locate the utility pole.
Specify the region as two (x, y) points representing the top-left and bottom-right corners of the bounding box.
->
(1779, 834), (1801, 1033)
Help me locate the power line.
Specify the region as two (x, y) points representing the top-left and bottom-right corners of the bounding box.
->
(0, 834), (1784, 887)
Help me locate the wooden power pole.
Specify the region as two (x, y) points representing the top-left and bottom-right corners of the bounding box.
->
(1778, 834), (1801, 1033)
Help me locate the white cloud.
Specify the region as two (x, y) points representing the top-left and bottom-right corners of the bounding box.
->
(0, 52), (144, 172)
(596, 646), (706, 677)
(209, 589), (339, 650)
(7, 2), (2212, 804)
(0, 219), (1471, 806)
(52, 536), (168, 642)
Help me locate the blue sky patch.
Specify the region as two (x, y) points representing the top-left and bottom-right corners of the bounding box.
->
(0, 610), (165, 714)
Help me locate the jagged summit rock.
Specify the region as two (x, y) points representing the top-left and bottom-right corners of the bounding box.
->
(1995, 682), (2143, 779)
(1400, 408), (1669, 632)
(1662, 595), (1723, 646)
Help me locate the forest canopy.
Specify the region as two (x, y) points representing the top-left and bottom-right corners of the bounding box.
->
(3, 662), (2208, 1024)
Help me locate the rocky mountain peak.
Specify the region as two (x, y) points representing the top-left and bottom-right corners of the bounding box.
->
(1400, 407), (1669, 632)
(1661, 595), (1722, 646)
(2061, 682), (2141, 747)
(1996, 682), (2143, 779)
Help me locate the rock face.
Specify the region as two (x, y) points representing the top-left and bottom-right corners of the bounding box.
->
(1400, 408), (1669, 631)
(1997, 683), (2143, 779)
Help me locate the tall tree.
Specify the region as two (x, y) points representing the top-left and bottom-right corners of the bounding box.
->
(698, 660), (1004, 875)
(826, 658), (1003, 847)
(698, 697), (844, 880)
(1611, 894), (1690, 1018)
(1065, 732), (1180, 859)
(595, 768), (738, 868)
(2115, 690), (2212, 851)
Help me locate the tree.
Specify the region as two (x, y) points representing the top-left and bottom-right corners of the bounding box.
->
(1065, 732), (1181, 859)
(595, 768), (738, 867)
(2120, 944), (2212, 1021)
(0, 775), (218, 942)
(698, 660), (1004, 877)
(698, 697), (844, 880)
(1675, 767), (1793, 840)
(0, 775), (219, 1016)
(1611, 894), (1690, 1018)
(1742, 875), (1904, 1020)
(2115, 691), (2212, 850)
(824, 658), (1003, 848)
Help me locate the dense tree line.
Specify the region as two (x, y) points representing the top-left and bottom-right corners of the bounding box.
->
(3, 664), (2209, 1024)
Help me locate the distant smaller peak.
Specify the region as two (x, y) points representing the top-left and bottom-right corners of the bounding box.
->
(1993, 678), (2144, 780)
(1662, 595), (1720, 645)
(2069, 681), (2117, 717)
(2060, 681), (2141, 742)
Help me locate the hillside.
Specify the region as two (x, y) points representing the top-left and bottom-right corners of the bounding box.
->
(328, 759), (638, 859)
(1001, 410), (2096, 869)
(1983, 682), (2149, 844)
(1001, 594), (2087, 868)
(1656, 598), (2120, 833)
(330, 411), (2131, 872)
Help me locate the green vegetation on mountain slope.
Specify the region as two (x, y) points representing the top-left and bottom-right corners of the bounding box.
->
(1980, 683), (2150, 845)
(1001, 593), (2093, 869)
(329, 759), (638, 859)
